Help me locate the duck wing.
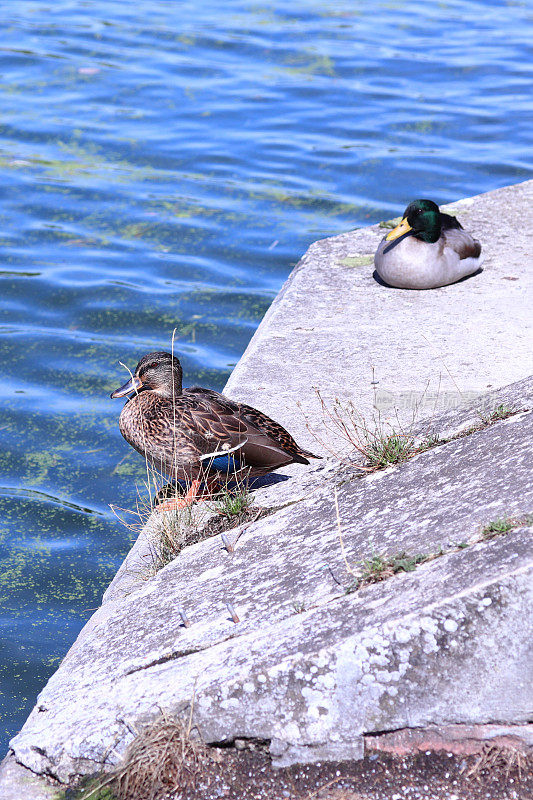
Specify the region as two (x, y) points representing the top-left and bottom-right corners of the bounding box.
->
(442, 226), (482, 260)
(440, 213), (481, 260)
(184, 388), (319, 470)
(172, 392), (238, 452)
(440, 213), (463, 231)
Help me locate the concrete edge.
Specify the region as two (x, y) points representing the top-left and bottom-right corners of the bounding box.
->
(0, 753), (59, 800)
(365, 724), (533, 757)
(100, 374), (533, 603)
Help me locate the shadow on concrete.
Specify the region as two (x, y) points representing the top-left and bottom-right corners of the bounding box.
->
(372, 267), (483, 289)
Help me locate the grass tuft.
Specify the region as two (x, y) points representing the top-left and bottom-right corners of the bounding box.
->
(111, 455), (259, 576)
(482, 513), (533, 540)
(364, 432), (417, 469)
(112, 712), (207, 800)
(417, 434), (441, 452)
(153, 505), (198, 569)
(214, 483), (252, 518)
(63, 711), (209, 800)
(304, 388), (525, 474)
(481, 403), (517, 424)
(304, 389), (442, 472)
(459, 403), (520, 438)
(346, 551), (429, 593)
(465, 742), (530, 782)
(482, 518), (515, 538)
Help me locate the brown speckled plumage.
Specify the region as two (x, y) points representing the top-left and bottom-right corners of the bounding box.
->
(111, 351), (319, 483)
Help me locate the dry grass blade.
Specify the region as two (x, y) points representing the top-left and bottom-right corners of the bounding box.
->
(464, 742), (529, 783)
(112, 711), (208, 800)
(300, 388), (435, 473)
(299, 389), (376, 468)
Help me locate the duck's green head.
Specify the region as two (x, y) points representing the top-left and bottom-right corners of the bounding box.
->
(384, 199), (441, 252)
(111, 351), (183, 399)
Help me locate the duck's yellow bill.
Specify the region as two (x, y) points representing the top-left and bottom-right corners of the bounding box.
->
(386, 217), (413, 242)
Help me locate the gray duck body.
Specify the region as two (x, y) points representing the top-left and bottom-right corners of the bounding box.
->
(374, 199), (483, 289)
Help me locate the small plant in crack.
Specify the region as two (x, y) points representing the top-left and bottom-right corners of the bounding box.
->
(301, 388), (444, 472)
(292, 601), (306, 613)
(481, 403), (517, 425)
(365, 432), (417, 469)
(417, 433), (442, 452)
(346, 551), (430, 593)
(482, 514), (533, 539)
(214, 483), (252, 518)
(200, 469), (272, 538)
(457, 403), (520, 437)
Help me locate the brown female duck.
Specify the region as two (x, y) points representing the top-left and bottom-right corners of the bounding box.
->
(111, 351), (319, 508)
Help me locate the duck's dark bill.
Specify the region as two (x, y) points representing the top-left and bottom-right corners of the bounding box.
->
(110, 375), (143, 399)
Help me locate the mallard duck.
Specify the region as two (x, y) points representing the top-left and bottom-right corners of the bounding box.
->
(374, 199), (483, 289)
(111, 351), (319, 508)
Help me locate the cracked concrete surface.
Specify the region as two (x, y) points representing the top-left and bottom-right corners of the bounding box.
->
(7, 378), (533, 784)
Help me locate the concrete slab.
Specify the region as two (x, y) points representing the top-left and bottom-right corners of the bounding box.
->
(225, 180), (533, 454)
(8, 382), (533, 781)
(0, 753), (58, 800)
(9, 525), (533, 780)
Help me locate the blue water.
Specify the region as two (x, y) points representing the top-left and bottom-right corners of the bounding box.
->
(1, 0), (532, 752)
